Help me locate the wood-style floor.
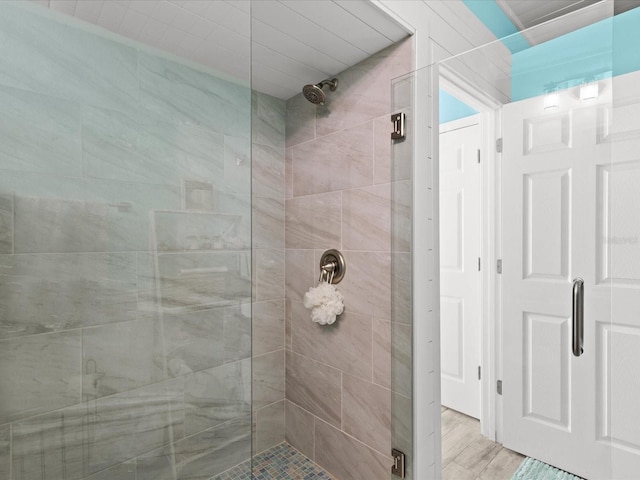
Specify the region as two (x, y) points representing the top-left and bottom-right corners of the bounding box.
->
(442, 407), (525, 480)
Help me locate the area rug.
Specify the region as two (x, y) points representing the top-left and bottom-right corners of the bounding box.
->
(512, 457), (585, 480)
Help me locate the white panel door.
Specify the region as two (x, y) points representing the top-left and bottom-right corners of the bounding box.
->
(440, 117), (481, 419)
(501, 87), (613, 479)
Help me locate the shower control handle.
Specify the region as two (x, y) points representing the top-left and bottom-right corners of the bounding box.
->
(572, 278), (584, 357)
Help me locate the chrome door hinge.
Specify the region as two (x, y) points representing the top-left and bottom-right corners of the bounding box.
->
(497, 259), (502, 274)
(477, 148), (481, 163)
(391, 449), (406, 478)
(478, 366), (481, 380)
(391, 112), (406, 140)
(478, 257), (481, 271)
(496, 138), (503, 153)
(497, 380), (503, 395)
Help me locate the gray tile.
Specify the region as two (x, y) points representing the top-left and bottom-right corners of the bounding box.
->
(83, 106), (225, 187)
(253, 350), (285, 410)
(185, 359), (251, 435)
(138, 52), (251, 138)
(82, 319), (165, 398)
(253, 197), (285, 249)
(253, 91), (286, 148)
(392, 252), (412, 324)
(285, 249), (315, 302)
(11, 408), (85, 480)
(314, 420), (389, 480)
(0, 194), (12, 254)
(0, 425), (9, 479)
(342, 184), (391, 251)
(138, 415), (251, 480)
(285, 350), (341, 428)
(336, 251), (390, 318)
(0, 3), (138, 113)
(285, 194), (341, 249)
(286, 93), (316, 148)
(291, 122), (373, 197)
(290, 301), (372, 380)
(0, 86), (81, 176)
(392, 322), (412, 397)
(78, 379), (186, 476)
(162, 308), (225, 376)
(224, 135), (251, 195)
(0, 252), (137, 338)
(342, 374), (391, 454)
(0, 330), (81, 424)
(256, 400), (285, 454)
(224, 303), (251, 363)
(285, 400), (315, 461)
(252, 143), (285, 198)
(155, 251), (251, 312)
(255, 249), (285, 302)
(373, 318), (391, 388)
(85, 461), (137, 480)
(477, 448), (526, 480)
(392, 392), (413, 474)
(153, 211), (246, 252)
(252, 299), (285, 356)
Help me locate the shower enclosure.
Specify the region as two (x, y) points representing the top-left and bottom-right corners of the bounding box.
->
(391, 1), (640, 478)
(0, 2), (253, 478)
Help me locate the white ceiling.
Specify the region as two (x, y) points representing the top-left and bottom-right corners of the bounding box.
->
(30, 0), (410, 99)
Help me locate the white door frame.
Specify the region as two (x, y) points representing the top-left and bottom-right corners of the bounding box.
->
(439, 68), (503, 442)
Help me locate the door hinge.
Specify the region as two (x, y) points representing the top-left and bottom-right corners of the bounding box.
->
(497, 259), (502, 274)
(496, 137), (503, 153)
(478, 366), (481, 380)
(477, 148), (481, 164)
(391, 449), (406, 478)
(497, 380), (503, 395)
(478, 257), (481, 271)
(391, 112), (406, 140)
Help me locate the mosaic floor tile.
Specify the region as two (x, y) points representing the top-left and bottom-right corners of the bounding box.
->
(212, 442), (334, 480)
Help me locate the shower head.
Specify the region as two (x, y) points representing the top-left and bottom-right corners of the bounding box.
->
(302, 78), (338, 105)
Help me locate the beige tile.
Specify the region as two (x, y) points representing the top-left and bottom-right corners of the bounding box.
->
(315, 38), (414, 138)
(285, 193), (341, 249)
(0, 194), (13, 254)
(252, 299), (284, 356)
(256, 400), (285, 454)
(373, 115), (391, 185)
(285, 350), (341, 428)
(373, 318), (391, 388)
(253, 350), (285, 410)
(285, 249), (315, 302)
(0, 424), (9, 479)
(285, 400), (315, 460)
(442, 461), (476, 480)
(252, 197), (284, 249)
(314, 419), (390, 480)
(342, 184), (391, 251)
(255, 249), (284, 302)
(334, 251), (390, 318)
(292, 122), (373, 197)
(286, 93), (316, 148)
(477, 448), (525, 480)
(391, 252), (411, 324)
(342, 374), (391, 454)
(441, 407), (466, 437)
(290, 301), (372, 380)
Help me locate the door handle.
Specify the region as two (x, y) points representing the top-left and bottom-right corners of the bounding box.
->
(572, 277), (584, 357)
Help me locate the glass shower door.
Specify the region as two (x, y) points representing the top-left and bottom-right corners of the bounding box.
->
(0, 2), (252, 479)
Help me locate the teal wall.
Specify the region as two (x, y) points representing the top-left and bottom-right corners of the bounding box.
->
(440, 89), (479, 123)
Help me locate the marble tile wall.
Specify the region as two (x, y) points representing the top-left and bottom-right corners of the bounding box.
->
(251, 90), (287, 456)
(0, 3), (254, 479)
(284, 37), (414, 480)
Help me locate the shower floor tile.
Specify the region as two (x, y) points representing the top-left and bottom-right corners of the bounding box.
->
(212, 442), (334, 480)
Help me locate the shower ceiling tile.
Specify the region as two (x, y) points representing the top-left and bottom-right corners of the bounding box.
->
(32, 0), (411, 100)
